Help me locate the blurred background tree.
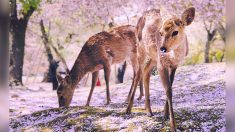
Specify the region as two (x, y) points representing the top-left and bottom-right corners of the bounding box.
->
(9, 0), (225, 86)
(9, 0), (41, 86)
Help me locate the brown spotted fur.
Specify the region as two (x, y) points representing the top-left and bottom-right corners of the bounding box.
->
(56, 25), (144, 107)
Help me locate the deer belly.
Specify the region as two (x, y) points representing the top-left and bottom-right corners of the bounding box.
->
(112, 52), (130, 64)
(90, 64), (103, 73)
(106, 46), (130, 63)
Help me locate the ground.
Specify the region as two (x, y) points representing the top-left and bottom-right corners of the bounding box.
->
(10, 63), (225, 132)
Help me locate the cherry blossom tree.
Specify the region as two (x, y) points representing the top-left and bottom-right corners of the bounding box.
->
(19, 0), (225, 85)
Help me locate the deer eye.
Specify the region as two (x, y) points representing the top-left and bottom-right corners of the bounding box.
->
(172, 31), (178, 37)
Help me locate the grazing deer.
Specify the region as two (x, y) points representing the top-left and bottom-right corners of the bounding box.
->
(126, 7), (195, 132)
(56, 25), (144, 107)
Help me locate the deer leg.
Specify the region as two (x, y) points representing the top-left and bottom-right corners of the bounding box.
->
(158, 68), (176, 132)
(125, 70), (136, 103)
(143, 59), (156, 116)
(85, 71), (99, 106)
(164, 68), (176, 120)
(137, 77), (144, 100)
(103, 62), (111, 105)
(126, 67), (142, 114)
(126, 53), (141, 114)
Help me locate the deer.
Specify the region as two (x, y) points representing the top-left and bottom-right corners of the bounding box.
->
(56, 25), (144, 107)
(125, 7), (195, 132)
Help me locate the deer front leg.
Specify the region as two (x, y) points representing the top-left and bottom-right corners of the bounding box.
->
(137, 77), (144, 100)
(86, 71), (99, 106)
(143, 59), (156, 116)
(103, 62), (111, 105)
(164, 68), (176, 120)
(158, 68), (176, 132)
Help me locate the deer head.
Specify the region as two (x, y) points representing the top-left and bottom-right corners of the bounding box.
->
(56, 75), (74, 107)
(159, 7), (195, 53)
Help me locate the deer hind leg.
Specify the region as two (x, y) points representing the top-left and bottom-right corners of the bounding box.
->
(126, 68), (142, 114)
(126, 71), (143, 102)
(86, 71), (99, 106)
(158, 68), (176, 132)
(137, 77), (144, 100)
(143, 59), (156, 116)
(125, 69), (136, 103)
(164, 68), (176, 120)
(125, 52), (140, 103)
(126, 53), (142, 114)
(103, 60), (111, 105)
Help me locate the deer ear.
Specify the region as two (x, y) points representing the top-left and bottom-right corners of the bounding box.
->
(56, 74), (63, 83)
(181, 7), (195, 26)
(64, 75), (72, 85)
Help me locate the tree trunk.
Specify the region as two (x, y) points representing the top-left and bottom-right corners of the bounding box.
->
(46, 60), (59, 90)
(40, 20), (59, 90)
(9, 0), (36, 86)
(116, 61), (127, 83)
(9, 20), (28, 86)
(204, 30), (216, 63)
(204, 40), (211, 63)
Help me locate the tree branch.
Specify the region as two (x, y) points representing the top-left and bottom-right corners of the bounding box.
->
(203, 20), (210, 34)
(217, 22), (226, 42)
(23, 6), (36, 21)
(50, 44), (70, 73)
(40, 19), (53, 62)
(212, 29), (217, 36)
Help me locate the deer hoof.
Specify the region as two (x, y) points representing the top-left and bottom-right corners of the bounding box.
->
(170, 128), (177, 132)
(137, 96), (142, 100)
(126, 106), (132, 114)
(147, 112), (154, 117)
(126, 109), (131, 114)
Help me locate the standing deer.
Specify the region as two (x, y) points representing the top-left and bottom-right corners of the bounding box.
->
(126, 7), (195, 132)
(56, 25), (144, 107)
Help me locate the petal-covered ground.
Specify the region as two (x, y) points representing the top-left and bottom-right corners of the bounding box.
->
(10, 63), (225, 131)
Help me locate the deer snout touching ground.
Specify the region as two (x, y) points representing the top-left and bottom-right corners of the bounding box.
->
(126, 7), (195, 132)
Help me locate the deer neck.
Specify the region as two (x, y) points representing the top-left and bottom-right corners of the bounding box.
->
(69, 53), (89, 90)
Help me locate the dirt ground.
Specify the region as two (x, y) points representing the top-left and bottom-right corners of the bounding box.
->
(10, 63), (225, 131)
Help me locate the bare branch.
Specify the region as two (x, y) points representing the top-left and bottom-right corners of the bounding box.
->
(217, 22), (226, 42)
(50, 44), (70, 73)
(203, 20), (210, 33)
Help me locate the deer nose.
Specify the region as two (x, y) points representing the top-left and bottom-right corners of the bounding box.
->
(160, 47), (167, 53)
